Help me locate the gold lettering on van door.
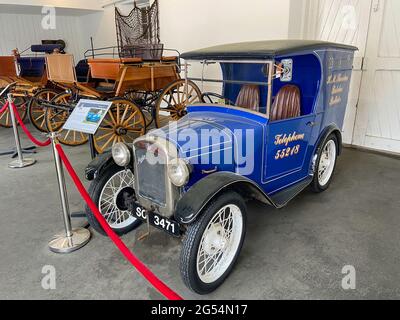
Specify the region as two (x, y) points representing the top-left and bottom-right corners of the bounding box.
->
(274, 132), (305, 147)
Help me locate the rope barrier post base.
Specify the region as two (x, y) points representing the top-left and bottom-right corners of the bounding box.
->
(0, 146), (36, 158)
(6, 93), (36, 169)
(48, 132), (91, 254)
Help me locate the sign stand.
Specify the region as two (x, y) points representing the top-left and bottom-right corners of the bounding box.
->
(70, 135), (97, 221)
(6, 93), (37, 169)
(48, 132), (91, 254)
(88, 134), (98, 160)
(54, 99), (112, 224)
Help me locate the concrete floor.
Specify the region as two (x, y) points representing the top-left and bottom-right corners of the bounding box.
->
(0, 124), (399, 300)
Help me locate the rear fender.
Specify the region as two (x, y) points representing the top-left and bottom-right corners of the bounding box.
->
(315, 125), (343, 156)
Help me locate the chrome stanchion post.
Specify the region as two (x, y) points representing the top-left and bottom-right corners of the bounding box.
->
(48, 132), (91, 254)
(8, 93), (36, 169)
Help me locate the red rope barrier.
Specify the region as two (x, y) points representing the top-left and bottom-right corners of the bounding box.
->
(55, 144), (183, 301)
(0, 101), (9, 114)
(11, 102), (51, 147)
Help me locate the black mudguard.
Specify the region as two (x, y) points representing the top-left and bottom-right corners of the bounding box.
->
(85, 151), (114, 181)
(175, 172), (275, 225)
(316, 124), (343, 156)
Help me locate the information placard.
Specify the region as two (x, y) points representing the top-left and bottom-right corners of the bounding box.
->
(62, 99), (113, 135)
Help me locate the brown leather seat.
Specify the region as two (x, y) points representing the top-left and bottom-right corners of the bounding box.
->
(270, 85), (301, 121)
(235, 85), (260, 112)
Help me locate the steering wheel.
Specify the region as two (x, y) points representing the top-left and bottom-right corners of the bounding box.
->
(201, 92), (235, 106)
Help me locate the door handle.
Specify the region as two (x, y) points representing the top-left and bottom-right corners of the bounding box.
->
(307, 121), (317, 127)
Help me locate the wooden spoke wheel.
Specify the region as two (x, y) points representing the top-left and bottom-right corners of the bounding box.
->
(155, 79), (202, 128)
(0, 95), (28, 128)
(124, 90), (154, 128)
(45, 92), (88, 146)
(94, 98), (146, 154)
(28, 89), (59, 132)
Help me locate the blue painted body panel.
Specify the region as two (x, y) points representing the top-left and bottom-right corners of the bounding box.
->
(150, 47), (355, 199)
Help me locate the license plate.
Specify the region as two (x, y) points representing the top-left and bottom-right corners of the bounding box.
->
(132, 202), (181, 237)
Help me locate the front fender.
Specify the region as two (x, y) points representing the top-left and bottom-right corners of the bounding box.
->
(175, 172), (274, 224)
(85, 151), (114, 181)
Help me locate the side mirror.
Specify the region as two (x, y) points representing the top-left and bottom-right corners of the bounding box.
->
(279, 59), (293, 82)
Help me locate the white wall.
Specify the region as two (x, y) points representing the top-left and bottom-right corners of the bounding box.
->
(159, 0), (291, 53)
(0, 0), (294, 71)
(299, 0), (372, 145)
(81, 0), (292, 55)
(0, 11), (87, 60)
(0, 0), (102, 11)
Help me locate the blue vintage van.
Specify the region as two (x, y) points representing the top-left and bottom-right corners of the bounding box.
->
(85, 40), (357, 294)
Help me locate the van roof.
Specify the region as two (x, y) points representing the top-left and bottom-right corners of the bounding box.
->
(181, 40), (358, 61)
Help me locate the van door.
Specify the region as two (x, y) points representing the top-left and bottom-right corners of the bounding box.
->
(263, 114), (316, 193)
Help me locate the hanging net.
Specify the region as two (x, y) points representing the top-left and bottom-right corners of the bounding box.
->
(115, 0), (162, 59)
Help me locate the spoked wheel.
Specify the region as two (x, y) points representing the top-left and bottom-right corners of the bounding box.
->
(311, 134), (338, 193)
(125, 90), (154, 128)
(85, 163), (142, 236)
(0, 96), (28, 128)
(155, 79), (202, 128)
(28, 88), (59, 132)
(180, 191), (247, 295)
(45, 92), (89, 146)
(94, 98), (146, 154)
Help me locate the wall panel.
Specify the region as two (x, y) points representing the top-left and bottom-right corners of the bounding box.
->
(0, 12), (86, 60)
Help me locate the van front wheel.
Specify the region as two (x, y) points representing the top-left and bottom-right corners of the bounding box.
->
(180, 191), (247, 295)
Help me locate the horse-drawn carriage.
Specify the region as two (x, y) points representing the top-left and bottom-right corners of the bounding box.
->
(43, 47), (202, 153)
(0, 45), (62, 128)
(1, 1), (201, 155)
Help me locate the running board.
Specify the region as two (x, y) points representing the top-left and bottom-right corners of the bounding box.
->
(269, 177), (313, 208)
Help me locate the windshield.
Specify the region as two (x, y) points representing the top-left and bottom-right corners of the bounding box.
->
(185, 60), (274, 118)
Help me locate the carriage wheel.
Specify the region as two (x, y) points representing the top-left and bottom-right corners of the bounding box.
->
(45, 92), (88, 146)
(155, 79), (202, 128)
(0, 96), (28, 128)
(94, 98), (146, 154)
(124, 91), (154, 128)
(28, 89), (59, 132)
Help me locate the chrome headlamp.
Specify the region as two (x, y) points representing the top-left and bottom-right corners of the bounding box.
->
(112, 143), (131, 167)
(168, 158), (190, 187)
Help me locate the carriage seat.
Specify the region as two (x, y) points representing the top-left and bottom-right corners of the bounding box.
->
(17, 57), (46, 78)
(31, 44), (63, 54)
(270, 85), (301, 121)
(235, 85), (260, 112)
(75, 59), (90, 83)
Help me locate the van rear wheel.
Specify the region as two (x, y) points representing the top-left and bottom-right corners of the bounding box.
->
(311, 134), (338, 193)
